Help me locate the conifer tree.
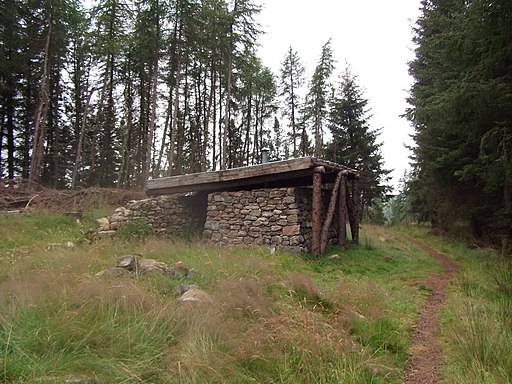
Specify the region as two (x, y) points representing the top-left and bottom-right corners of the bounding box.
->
(326, 69), (390, 209)
(279, 47), (305, 158)
(407, 0), (512, 240)
(305, 39), (335, 158)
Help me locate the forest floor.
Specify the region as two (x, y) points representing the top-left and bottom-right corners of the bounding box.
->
(402, 236), (459, 384)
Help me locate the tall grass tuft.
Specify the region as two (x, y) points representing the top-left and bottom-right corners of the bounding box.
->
(494, 261), (512, 296)
(448, 302), (512, 381)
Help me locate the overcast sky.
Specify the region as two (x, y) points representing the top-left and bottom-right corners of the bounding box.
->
(255, 0), (421, 191)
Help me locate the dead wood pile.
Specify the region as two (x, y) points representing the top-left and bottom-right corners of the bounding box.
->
(0, 186), (146, 213)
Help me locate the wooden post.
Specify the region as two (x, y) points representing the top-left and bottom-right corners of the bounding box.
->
(311, 166), (324, 257)
(320, 171), (344, 254)
(352, 178), (360, 243)
(337, 174), (347, 248)
(346, 178), (360, 244)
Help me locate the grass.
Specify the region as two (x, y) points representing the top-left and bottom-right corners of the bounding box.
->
(2, 210), (502, 383)
(394, 225), (512, 383)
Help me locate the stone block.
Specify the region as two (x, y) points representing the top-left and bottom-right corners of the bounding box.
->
(282, 225), (300, 236)
(290, 235), (304, 246)
(287, 215), (299, 224)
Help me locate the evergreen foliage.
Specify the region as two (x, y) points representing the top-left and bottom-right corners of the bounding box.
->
(407, 0), (512, 242)
(304, 39), (335, 158)
(279, 47), (305, 158)
(326, 69), (390, 209)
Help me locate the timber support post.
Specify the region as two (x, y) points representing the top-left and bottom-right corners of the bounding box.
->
(346, 177), (360, 244)
(337, 173), (348, 248)
(320, 171), (345, 254)
(311, 166), (325, 257)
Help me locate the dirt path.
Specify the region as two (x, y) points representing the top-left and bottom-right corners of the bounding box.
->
(402, 236), (459, 384)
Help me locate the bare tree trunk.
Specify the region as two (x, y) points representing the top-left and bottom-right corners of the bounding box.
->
(221, 50), (232, 170)
(143, 56), (159, 184)
(28, 18), (52, 191)
(290, 72), (297, 158)
(88, 64), (110, 183)
(167, 61), (182, 177)
(71, 88), (95, 189)
(155, 94), (172, 176)
(117, 78), (133, 188)
(201, 60), (216, 172)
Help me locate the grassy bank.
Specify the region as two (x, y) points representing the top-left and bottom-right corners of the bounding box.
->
(1, 211), (507, 383)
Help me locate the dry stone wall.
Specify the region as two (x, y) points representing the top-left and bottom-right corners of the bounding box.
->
(104, 193), (207, 237)
(203, 187), (338, 253)
(103, 187), (340, 254)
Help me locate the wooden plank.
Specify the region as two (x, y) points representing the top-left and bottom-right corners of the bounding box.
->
(320, 171), (343, 255)
(311, 167), (324, 257)
(146, 157), (315, 194)
(146, 168), (318, 196)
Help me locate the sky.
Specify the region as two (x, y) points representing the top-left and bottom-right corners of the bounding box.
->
(255, 0), (422, 191)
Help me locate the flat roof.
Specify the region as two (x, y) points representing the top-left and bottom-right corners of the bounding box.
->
(146, 157), (358, 196)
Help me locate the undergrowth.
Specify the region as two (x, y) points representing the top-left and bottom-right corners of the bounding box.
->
(0, 212), (451, 383)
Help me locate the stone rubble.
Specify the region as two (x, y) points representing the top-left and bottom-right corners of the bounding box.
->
(96, 255), (207, 303)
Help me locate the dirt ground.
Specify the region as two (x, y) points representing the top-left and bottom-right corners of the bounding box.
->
(402, 236), (459, 384)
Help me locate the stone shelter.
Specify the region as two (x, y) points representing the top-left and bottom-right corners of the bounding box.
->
(108, 157), (359, 256)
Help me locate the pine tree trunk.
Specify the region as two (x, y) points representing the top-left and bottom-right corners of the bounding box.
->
(290, 74), (297, 158)
(28, 18), (52, 191)
(118, 76), (133, 188)
(155, 93), (172, 176)
(71, 88), (95, 189)
(143, 55), (159, 184)
(222, 50), (232, 170)
(202, 60), (216, 172)
(87, 64), (109, 185)
(167, 60), (182, 176)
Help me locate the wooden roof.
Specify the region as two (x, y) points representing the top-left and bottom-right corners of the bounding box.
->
(146, 157), (358, 196)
